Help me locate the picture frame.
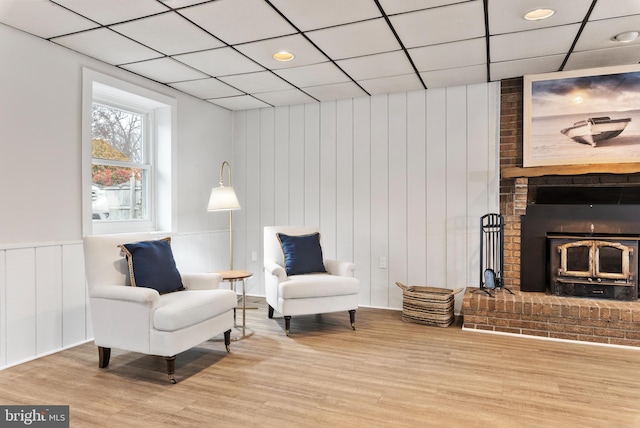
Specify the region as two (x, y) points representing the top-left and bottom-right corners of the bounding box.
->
(523, 64), (640, 167)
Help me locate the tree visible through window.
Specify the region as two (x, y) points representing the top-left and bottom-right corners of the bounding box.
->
(91, 103), (149, 221)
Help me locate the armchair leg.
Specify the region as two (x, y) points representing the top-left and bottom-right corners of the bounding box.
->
(268, 305), (274, 319)
(349, 310), (356, 330)
(165, 356), (177, 384)
(98, 347), (111, 368)
(284, 316), (291, 336)
(224, 329), (231, 352)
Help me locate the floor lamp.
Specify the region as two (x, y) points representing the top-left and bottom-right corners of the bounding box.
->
(207, 161), (240, 271)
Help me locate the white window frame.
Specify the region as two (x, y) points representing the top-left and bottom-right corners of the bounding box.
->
(82, 68), (177, 235)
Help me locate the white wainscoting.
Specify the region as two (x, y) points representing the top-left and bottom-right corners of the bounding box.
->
(0, 230), (229, 370)
(231, 84), (500, 311)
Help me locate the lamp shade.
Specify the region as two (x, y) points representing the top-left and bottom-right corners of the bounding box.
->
(207, 186), (240, 211)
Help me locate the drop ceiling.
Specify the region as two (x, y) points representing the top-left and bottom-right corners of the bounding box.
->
(1, 0), (639, 110)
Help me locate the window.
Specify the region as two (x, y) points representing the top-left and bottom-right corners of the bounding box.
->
(82, 69), (176, 235)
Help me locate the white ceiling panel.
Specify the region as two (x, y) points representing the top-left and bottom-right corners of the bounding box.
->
(268, 0), (381, 31)
(490, 55), (566, 81)
(336, 51), (415, 81)
(208, 95), (271, 111)
(178, 0), (296, 45)
(218, 71), (294, 94)
(379, 0), (469, 15)
(170, 78), (244, 99)
(274, 62), (350, 88)
(52, 28), (161, 65)
(0, 1), (97, 39)
(55, 0), (168, 25)
(357, 74), (424, 95)
(120, 58), (208, 83)
(111, 12), (224, 56)
(488, 0), (592, 35)
(254, 89), (317, 106)
(174, 48), (265, 77)
(565, 44), (640, 70)
(390, 1), (485, 48)
(306, 18), (401, 60)
(490, 24), (581, 62)
(590, 0), (640, 21)
(234, 35), (327, 70)
(409, 38), (486, 72)
(161, 0), (208, 8)
(420, 64), (486, 89)
(302, 82), (368, 101)
(574, 16), (640, 52)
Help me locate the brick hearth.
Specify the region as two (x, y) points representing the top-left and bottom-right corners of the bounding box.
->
(463, 289), (640, 347)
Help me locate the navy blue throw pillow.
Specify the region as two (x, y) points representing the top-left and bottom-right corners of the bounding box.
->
(120, 238), (184, 294)
(277, 232), (327, 276)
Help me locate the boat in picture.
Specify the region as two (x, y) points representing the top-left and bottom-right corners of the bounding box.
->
(560, 116), (631, 147)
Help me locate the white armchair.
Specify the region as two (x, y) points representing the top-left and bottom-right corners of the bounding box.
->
(264, 226), (360, 335)
(83, 232), (237, 383)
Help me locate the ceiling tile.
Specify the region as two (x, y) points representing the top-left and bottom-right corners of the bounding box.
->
(234, 35), (327, 70)
(111, 12), (223, 56)
(488, 0), (592, 35)
(120, 58), (208, 83)
(218, 71), (294, 94)
(575, 16), (640, 51)
(420, 64), (486, 88)
(52, 28), (161, 65)
(208, 95), (271, 111)
(409, 38), (486, 72)
(170, 78), (244, 99)
(380, 0), (469, 15)
(55, 0), (168, 25)
(0, 1), (97, 39)
(357, 74), (424, 95)
(173, 48), (265, 77)
(160, 0), (209, 8)
(590, 0), (640, 20)
(306, 18), (400, 60)
(268, 0), (381, 31)
(337, 51), (415, 81)
(389, 1), (485, 48)
(490, 55), (565, 81)
(564, 44), (640, 70)
(274, 62), (350, 87)
(490, 24), (580, 62)
(254, 89), (317, 106)
(178, 0), (296, 45)
(302, 82), (368, 101)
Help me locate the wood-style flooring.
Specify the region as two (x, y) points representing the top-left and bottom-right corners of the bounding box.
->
(1, 297), (640, 427)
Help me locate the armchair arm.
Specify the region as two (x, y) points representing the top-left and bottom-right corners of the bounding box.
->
(181, 272), (223, 290)
(90, 285), (159, 304)
(264, 261), (287, 282)
(324, 259), (356, 277)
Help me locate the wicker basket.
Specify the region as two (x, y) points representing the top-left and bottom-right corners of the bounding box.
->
(396, 282), (463, 327)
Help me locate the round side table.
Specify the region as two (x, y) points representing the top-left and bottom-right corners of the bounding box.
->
(217, 270), (254, 340)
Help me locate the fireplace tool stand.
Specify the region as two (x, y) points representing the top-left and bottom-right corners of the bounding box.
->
(475, 213), (513, 297)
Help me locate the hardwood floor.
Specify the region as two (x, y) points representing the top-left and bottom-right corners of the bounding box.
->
(1, 297), (640, 427)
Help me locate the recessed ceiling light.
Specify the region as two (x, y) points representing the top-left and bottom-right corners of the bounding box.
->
(612, 31), (639, 43)
(524, 8), (555, 21)
(273, 51), (295, 62)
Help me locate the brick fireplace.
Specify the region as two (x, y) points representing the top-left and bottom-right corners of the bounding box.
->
(462, 78), (640, 348)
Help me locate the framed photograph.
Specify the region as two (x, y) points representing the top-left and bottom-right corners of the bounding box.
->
(523, 64), (640, 167)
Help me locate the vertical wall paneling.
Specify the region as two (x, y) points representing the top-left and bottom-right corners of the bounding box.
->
(353, 97), (372, 305)
(0, 250), (6, 366)
(320, 101), (337, 256)
(232, 111), (249, 284)
(5, 248), (36, 365)
(445, 86), (469, 292)
(425, 89), (447, 287)
(62, 243), (86, 347)
(35, 246), (63, 355)
(369, 95), (390, 307)
(406, 90), (427, 286)
(387, 92), (408, 308)
(336, 99), (354, 263)
(245, 109), (263, 294)
(288, 105), (305, 225)
(260, 108), (276, 295)
(488, 82), (500, 210)
(274, 106), (290, 226)
(304, 103), (320, 227)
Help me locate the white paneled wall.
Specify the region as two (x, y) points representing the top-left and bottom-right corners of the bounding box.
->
(232, 83), (500, 311)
